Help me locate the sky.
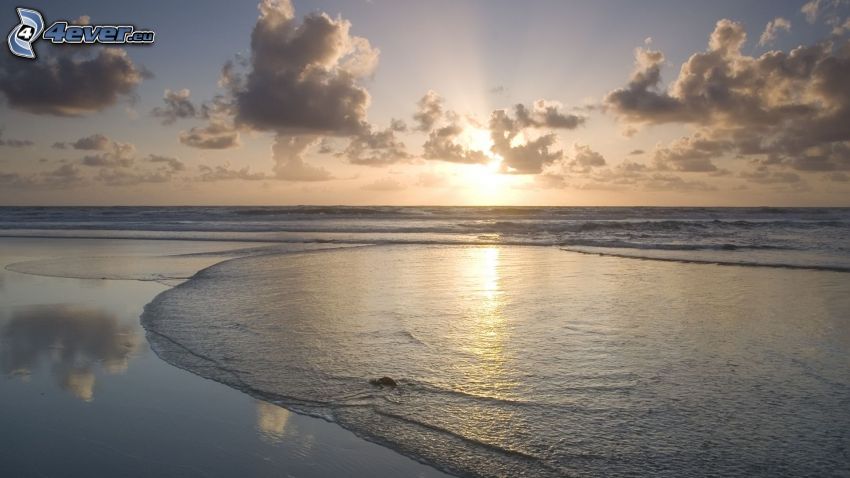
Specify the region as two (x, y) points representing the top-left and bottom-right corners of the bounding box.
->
(0, 0), (849, 206)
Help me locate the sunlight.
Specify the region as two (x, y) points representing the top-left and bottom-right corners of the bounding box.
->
(460, 126), (497, 160)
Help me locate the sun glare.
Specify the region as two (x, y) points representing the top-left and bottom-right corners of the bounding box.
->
(451, 126), (531, 204)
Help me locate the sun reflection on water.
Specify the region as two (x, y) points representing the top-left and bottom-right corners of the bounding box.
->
(456, 247), (517, 399)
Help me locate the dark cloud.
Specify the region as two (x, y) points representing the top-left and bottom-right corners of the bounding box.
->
(0, 129), (33, 147)
(390, 118), (408, 132)
(643, 173), (716, 191)
(92, 153), (185, 185)
(0, 164), (85, 189)
(570, 144), (607, 171)
(482, 101), (586, 174)
(420, 97), (586, 172)
(223, 0), (377, 135)
(0, 49), (147, 116)
(422, 121), (489, 164)
(179, 123), (241, 149)
(629, 149), (645, 155)
(68, 133), (114, 151)
(606, 19), (850, 175)
(740, 168), (802, 184)
(653, 133), (728, 172)
(180, 95), (240, 149)
(147, 155), (186, 172)
(413, 91), (444, 132)
(95, 168), (174, 186)
(786, 142), (850, 171)
(47, 136), (186, 186)
(513, 100), (585, 129)
(536, 161), (715, 192)
(495, 134), (562, 174)
(65, 135), (137, 169)
(272, 135), (333, 181)
(80, 154), (134, 168)
(152, 89), (197, 125)
(826, 171), (849, 181)
(197, 164), (267, 182)
(342, 124), (410, 166)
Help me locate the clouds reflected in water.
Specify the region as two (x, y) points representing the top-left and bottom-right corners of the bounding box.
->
(0, 305), (140, 401)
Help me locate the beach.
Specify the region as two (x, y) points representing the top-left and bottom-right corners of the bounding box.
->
(1, 207), (849, 477)
(0, 237), (451, 478)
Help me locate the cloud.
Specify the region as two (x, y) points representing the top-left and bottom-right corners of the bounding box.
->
(759, 17), (791, 46)
(740, 167), (802, 184)
(0, 305), (140, 402)
(361, 177), (405, 191)
(147, 154), (186, 172)
(180, 95), (240, 149)
(43, 135), (187, 186)
(419, 96), (585, 172)
(604, 47), (682, 124)
(343, 124), (410, 166)
(826, 171), (850, 181)
(512, 100), (585, 129)
(179, 123), (241, 149)
(0, 164), (85, 190)
(152, 89), (197, 125)
(833, 17), (850, 35)
(390, 118), (408, 132)
(222, 0), (377, 135)
(272, 135), (333, 181)
(197, 164), (267, 181)
(652, 133), (728, 172)
(81, 154), (134, 168)
(537, 160), (716, 192)
(0, 49), (147, 116)
(569, 144), (607, 171)
(413, 90), (444, 132)
(786, 142), (850, 171)
(802, 0), (821, 24)
(643, 173), (716, 191)
(0, 129), (33, 147)
(489, 104), (583, 174)
(422, 119), (489, 164)
(95, 168), (173, 186)
(628, 149), (645, 155)
(65, 133), (114, 151)
(605, 19), (850, 175)
(57, 134), (138, 169)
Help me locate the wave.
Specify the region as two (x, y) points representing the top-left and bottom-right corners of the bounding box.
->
(563, 246), (850, 272)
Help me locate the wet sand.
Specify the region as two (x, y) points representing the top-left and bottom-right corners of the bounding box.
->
(0, 237), (451, 478)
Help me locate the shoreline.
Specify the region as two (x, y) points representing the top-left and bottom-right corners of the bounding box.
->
(0, 237), (455, 478)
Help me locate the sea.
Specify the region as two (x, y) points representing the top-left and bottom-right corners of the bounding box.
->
(1, 206), (848, 477)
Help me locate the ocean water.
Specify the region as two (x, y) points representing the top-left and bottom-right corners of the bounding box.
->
(3, 207), (849, 477)
(1, 206), (849, 270)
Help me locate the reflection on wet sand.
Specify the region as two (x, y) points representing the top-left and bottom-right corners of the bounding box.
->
(0, 305), (140, 401)
(255, 401), (291, 443)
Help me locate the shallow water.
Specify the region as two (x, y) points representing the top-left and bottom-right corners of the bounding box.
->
(143, 245), (850, 477)
(0, 239), (451, 478)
